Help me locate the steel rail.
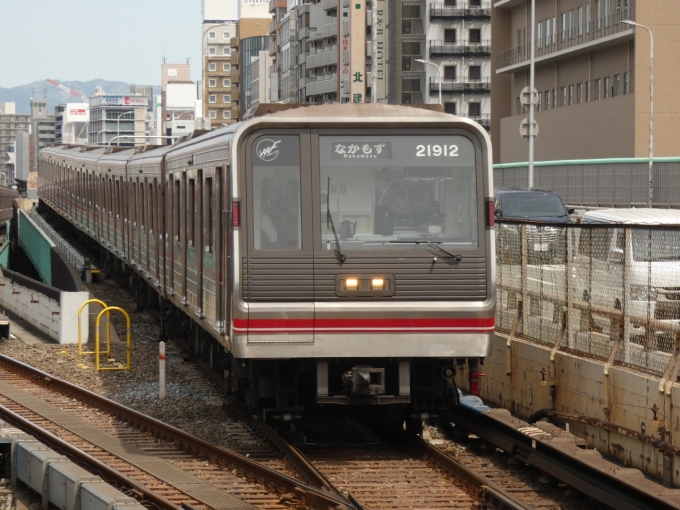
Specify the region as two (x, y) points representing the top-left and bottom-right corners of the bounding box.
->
(0, 402), (180, 510)
(410, 435), (534, 510)
(449, 403), (680, 510)
(0, 354), (352, 510)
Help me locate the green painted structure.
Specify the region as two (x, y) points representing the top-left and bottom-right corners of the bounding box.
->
(17, 209), (54, 285)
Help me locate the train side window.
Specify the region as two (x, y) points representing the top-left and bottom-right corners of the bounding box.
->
(206, 177), (214, 253)
(140, 180), (146, 229)
(251, 135), (302, 250)
(188, 178), (195, 247)
(174, 179), (180, 242)
(149, 182), (154, 234)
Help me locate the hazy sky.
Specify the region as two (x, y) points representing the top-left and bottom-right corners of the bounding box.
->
(0, 0), (203, 88)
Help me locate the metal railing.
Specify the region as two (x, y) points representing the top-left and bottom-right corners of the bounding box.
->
(497, 9), (634, 69)
(430, 77), (491, 93)
(430, 40), (491, 57)
(493, 157), (680, 209)
(30, 208), (85, 272)
(463, 113), (490, 128)
(496, 221), (680, 378)
(429, 2), (491, 19)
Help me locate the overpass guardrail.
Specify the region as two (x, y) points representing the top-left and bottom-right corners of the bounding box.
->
(496, 221), (680, 383)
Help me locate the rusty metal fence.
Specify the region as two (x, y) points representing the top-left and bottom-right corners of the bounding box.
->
(496, 221), (680, 379)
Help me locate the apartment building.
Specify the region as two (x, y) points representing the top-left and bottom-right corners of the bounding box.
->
(424, 0), (491, 127)
(492, 0), (679, 163)
(88, 94), (148, 147)
(54, 103), (89, 145)
(0, 103), (29, 182)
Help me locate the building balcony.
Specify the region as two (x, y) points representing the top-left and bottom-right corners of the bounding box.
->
(231, 83), (240, 95)
(402, 57), (426, 74)
(269, 18), (278, 35)
(321, 0), (337, 11)
(230, 51), (239, 65)
(497, 10), (634, 73)
(402, 18), (425, 37)
(309, 20), (338, 41)
(429, 40), (491, 57)
(307, 47), (338, 69)
(269, 0), (286, 13)
(430, 77), (491, 93)
(269, 40), (278, 56)
(462, 114), (490, 129)
(306, 75), (338, 96)
(429, 3), (491, 20)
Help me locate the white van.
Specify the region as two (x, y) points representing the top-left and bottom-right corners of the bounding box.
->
(576, 208), (680, 347)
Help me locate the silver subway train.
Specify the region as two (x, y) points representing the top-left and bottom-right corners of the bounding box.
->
(39, 104), (495, 424)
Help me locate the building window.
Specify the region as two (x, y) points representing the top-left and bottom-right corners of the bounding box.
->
(552, 16), (556, 43)
(537, 93), (542, 111)
(209, 63), (216, 71)
(223, 111), (231, 119)
(444, 65), (456, 80)
(537, 22), (542, 48)
(209, 111), (216, 119)
(561, 13), (566, 40)
(444, 102), (456, 114)
(223, 31), (230, 39)
(468, 102), (481, 117)
(516, 97), (521, 115)
(223, 95), (231, 103)
(223, 63), (231, 71)
(208, 95), (216, 104)
(209, 79), (216, 87)
(444, 0), (455, 5)
(469, 66), (481, 80)
(545, 18), (551, 46)
(568, 84), (574, 105)
(596, 0), (602, 29)
(604, 76), (610, 98)
(568, 10), (574, 39)
(577, 83), (583, 103)
(586, 81), (591, 101)
(444, 29), (456, 43)
(594, 79), (601, 100)
(545, 90), (551, 110)
(223, 47), (230, 55)
(209, 47), (216, 55)
(586, 2), (591, 32)
(560, 87), (566, 106)
(469, 29), (481, 44)
(623, 71), (629, 94)
(223, 79), (231, 87)
(613, 74), (620, 96)
(209, 31), (216, 39)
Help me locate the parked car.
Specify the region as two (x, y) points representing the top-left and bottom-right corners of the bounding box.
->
(494, 188), (574, 264)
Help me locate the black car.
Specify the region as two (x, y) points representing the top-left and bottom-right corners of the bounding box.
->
(494, 188), (574, 263)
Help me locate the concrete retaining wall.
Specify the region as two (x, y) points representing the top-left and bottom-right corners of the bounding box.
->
(455, 333), (680, 485)
(0, 268), (87, 344)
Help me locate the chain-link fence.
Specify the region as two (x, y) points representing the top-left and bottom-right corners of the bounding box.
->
(496, 221), (680, 376)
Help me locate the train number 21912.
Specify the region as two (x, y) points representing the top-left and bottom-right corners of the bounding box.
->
(416, 144), (459, 157)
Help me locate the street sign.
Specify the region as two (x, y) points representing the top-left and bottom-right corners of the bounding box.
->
(520, 86), (539, 106)
(520, 118), (539, 138)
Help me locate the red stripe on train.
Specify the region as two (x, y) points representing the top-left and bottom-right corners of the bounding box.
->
(233, 317), (495, 333)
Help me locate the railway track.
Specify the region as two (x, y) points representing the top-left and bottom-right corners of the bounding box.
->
(0, 354), (352, 510)
(256, 413), (535, 510)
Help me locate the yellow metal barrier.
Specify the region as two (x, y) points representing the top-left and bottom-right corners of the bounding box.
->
(78, 299), (111, 359)
(95, 307), (131, 372)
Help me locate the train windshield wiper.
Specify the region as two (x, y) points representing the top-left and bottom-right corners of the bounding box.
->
(390, 240), (462, 262)
(326, 177), (346, 263)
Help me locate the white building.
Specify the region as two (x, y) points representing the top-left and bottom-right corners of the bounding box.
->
(54, 103), (89, 145)
(88, 95), (148, 147)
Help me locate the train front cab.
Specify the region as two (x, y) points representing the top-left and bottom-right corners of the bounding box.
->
(231, 109), (495, 422)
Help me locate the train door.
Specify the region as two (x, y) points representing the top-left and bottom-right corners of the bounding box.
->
(186, 173), (199, 310)
(201, 169), (219, 326)
(165, 175), (174, 295)
(131, 179), (139, 267)
(141, 178), (149, 277)
(243, 132), (314, 343)
(172, 173), (187, 300)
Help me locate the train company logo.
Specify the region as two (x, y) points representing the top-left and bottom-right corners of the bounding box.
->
(256, 139), (282, 162)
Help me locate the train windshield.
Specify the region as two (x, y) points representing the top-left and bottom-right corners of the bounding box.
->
(319, 135), (479, 251)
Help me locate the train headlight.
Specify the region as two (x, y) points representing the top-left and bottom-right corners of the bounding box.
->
(345, 278), (358, 290)
(371, 278), (384, 290)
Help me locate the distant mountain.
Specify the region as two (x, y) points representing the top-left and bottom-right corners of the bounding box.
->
(0, 80), (161, 114)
